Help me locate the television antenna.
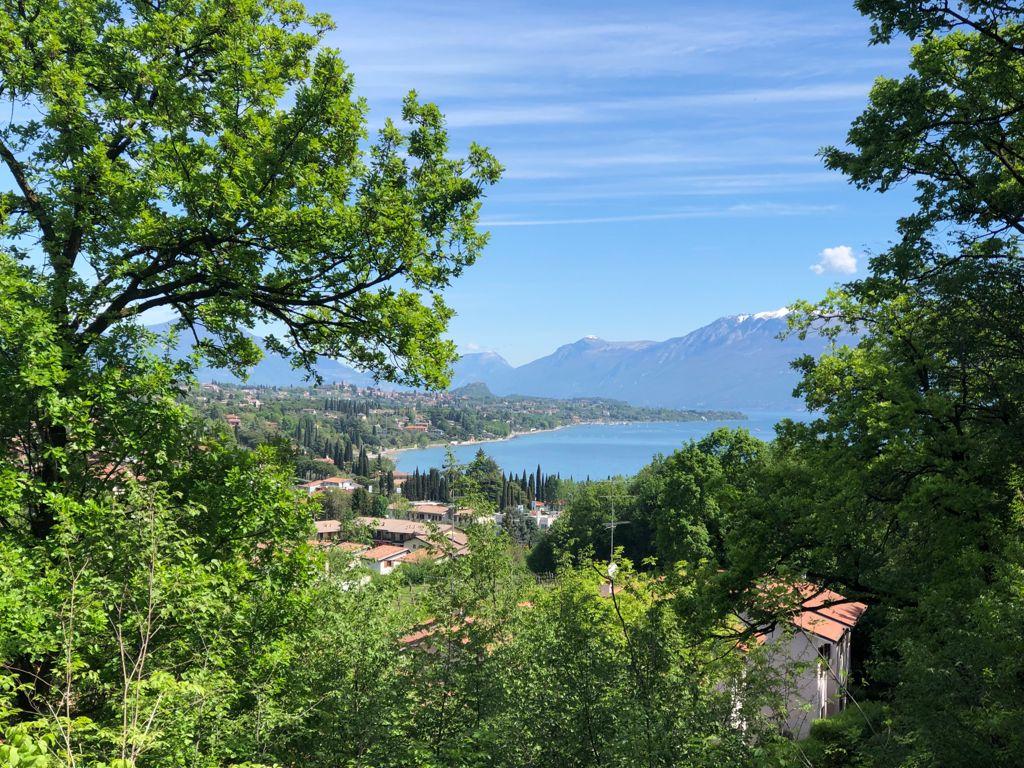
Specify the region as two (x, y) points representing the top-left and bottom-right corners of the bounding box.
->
(602, 504), (629, 581)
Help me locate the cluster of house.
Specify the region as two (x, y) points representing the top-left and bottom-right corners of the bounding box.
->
(313, 515), (469, 575)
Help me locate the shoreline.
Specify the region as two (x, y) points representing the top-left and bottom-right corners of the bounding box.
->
(380, 422), (583, 460)
(379, 414), (750, 461)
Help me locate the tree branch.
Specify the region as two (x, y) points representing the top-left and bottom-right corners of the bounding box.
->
(0, 135), (56, 247)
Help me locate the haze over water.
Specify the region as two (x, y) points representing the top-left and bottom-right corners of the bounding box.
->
(394, 411), (805, 479)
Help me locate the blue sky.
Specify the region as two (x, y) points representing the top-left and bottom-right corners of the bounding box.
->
(0, 1), (913, 367)
(317, 0), (914, 365)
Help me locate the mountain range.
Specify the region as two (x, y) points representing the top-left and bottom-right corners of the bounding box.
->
(151, 308), (852, 410)
(449, 309), (850, 411)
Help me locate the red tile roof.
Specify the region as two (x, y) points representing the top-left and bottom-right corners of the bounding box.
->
(399, 616), (476, 648)
(754, 582), (868, 643)
(403, 548), (438, 564)
(356, 517), (469, 546)
(790, 584), (868, 642)
(408, 502), (451, 515)
(314, 520), (342, 534)
(360, 545), (409, 562)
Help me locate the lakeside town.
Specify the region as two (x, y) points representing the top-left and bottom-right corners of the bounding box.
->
(193, 380), (741, 482)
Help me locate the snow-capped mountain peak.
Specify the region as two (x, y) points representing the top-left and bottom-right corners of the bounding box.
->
(735, 307), (790, 323)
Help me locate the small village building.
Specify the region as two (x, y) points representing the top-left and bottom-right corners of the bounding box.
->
(359, 545), (410, 575)
(403, 501), (452, 523)
(356, 516), (469, 554)
(389, 500), (479, 525)
(313, 519), (342, 543)
(300, 476), (363, 495)
(753, 584), (868, 739)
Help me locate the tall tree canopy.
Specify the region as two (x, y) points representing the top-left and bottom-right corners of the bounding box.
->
(759, 2), (1024, 764)
(0, 0), (500, 386)
(0, 2), (505, 760)
(0, 0), (500, 541)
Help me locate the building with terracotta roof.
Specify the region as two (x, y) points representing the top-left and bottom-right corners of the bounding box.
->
(359, 544), (410, 575)
(403, 501), (453, 523)
(752, 583), (868, 739)
(356, 516), (468, 550)
(300, 476), (363, 495)
(388, 500), (480, 525)
(401, 547), (443, 565)
(313, 519), (342, 542)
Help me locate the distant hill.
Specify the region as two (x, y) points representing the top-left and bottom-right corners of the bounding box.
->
(449, 350), (514, 390)
(451, 309), (854, 411)
(449, 381), (498, 401)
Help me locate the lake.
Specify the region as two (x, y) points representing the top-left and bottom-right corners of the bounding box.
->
(393, 411), (806, 479)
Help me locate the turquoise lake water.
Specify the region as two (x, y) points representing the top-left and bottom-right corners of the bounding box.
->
(393, 411), (806, 479)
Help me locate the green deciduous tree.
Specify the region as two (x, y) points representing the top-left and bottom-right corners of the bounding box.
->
(633, 428), (769, 572)
(0, 0), (499, 385)
(0, 0), (500, 763)
(0, 0), (499, 539)
(740, 2), (1024, 764)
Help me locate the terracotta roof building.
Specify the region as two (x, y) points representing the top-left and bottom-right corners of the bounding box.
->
(752, 582), (868, 739)
(359, 545), (410, 575)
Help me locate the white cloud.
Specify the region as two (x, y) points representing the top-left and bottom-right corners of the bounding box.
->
(811, 245), (857, 275)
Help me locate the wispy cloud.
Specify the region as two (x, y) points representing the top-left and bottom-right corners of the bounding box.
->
(495, 171), (842, 204)
(481, 203), (838, 227)
(331, 5), (870, 98)
(442, 83), (871, 128)
(444, 104), (591, 128)
(323, 0), (894, 234)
